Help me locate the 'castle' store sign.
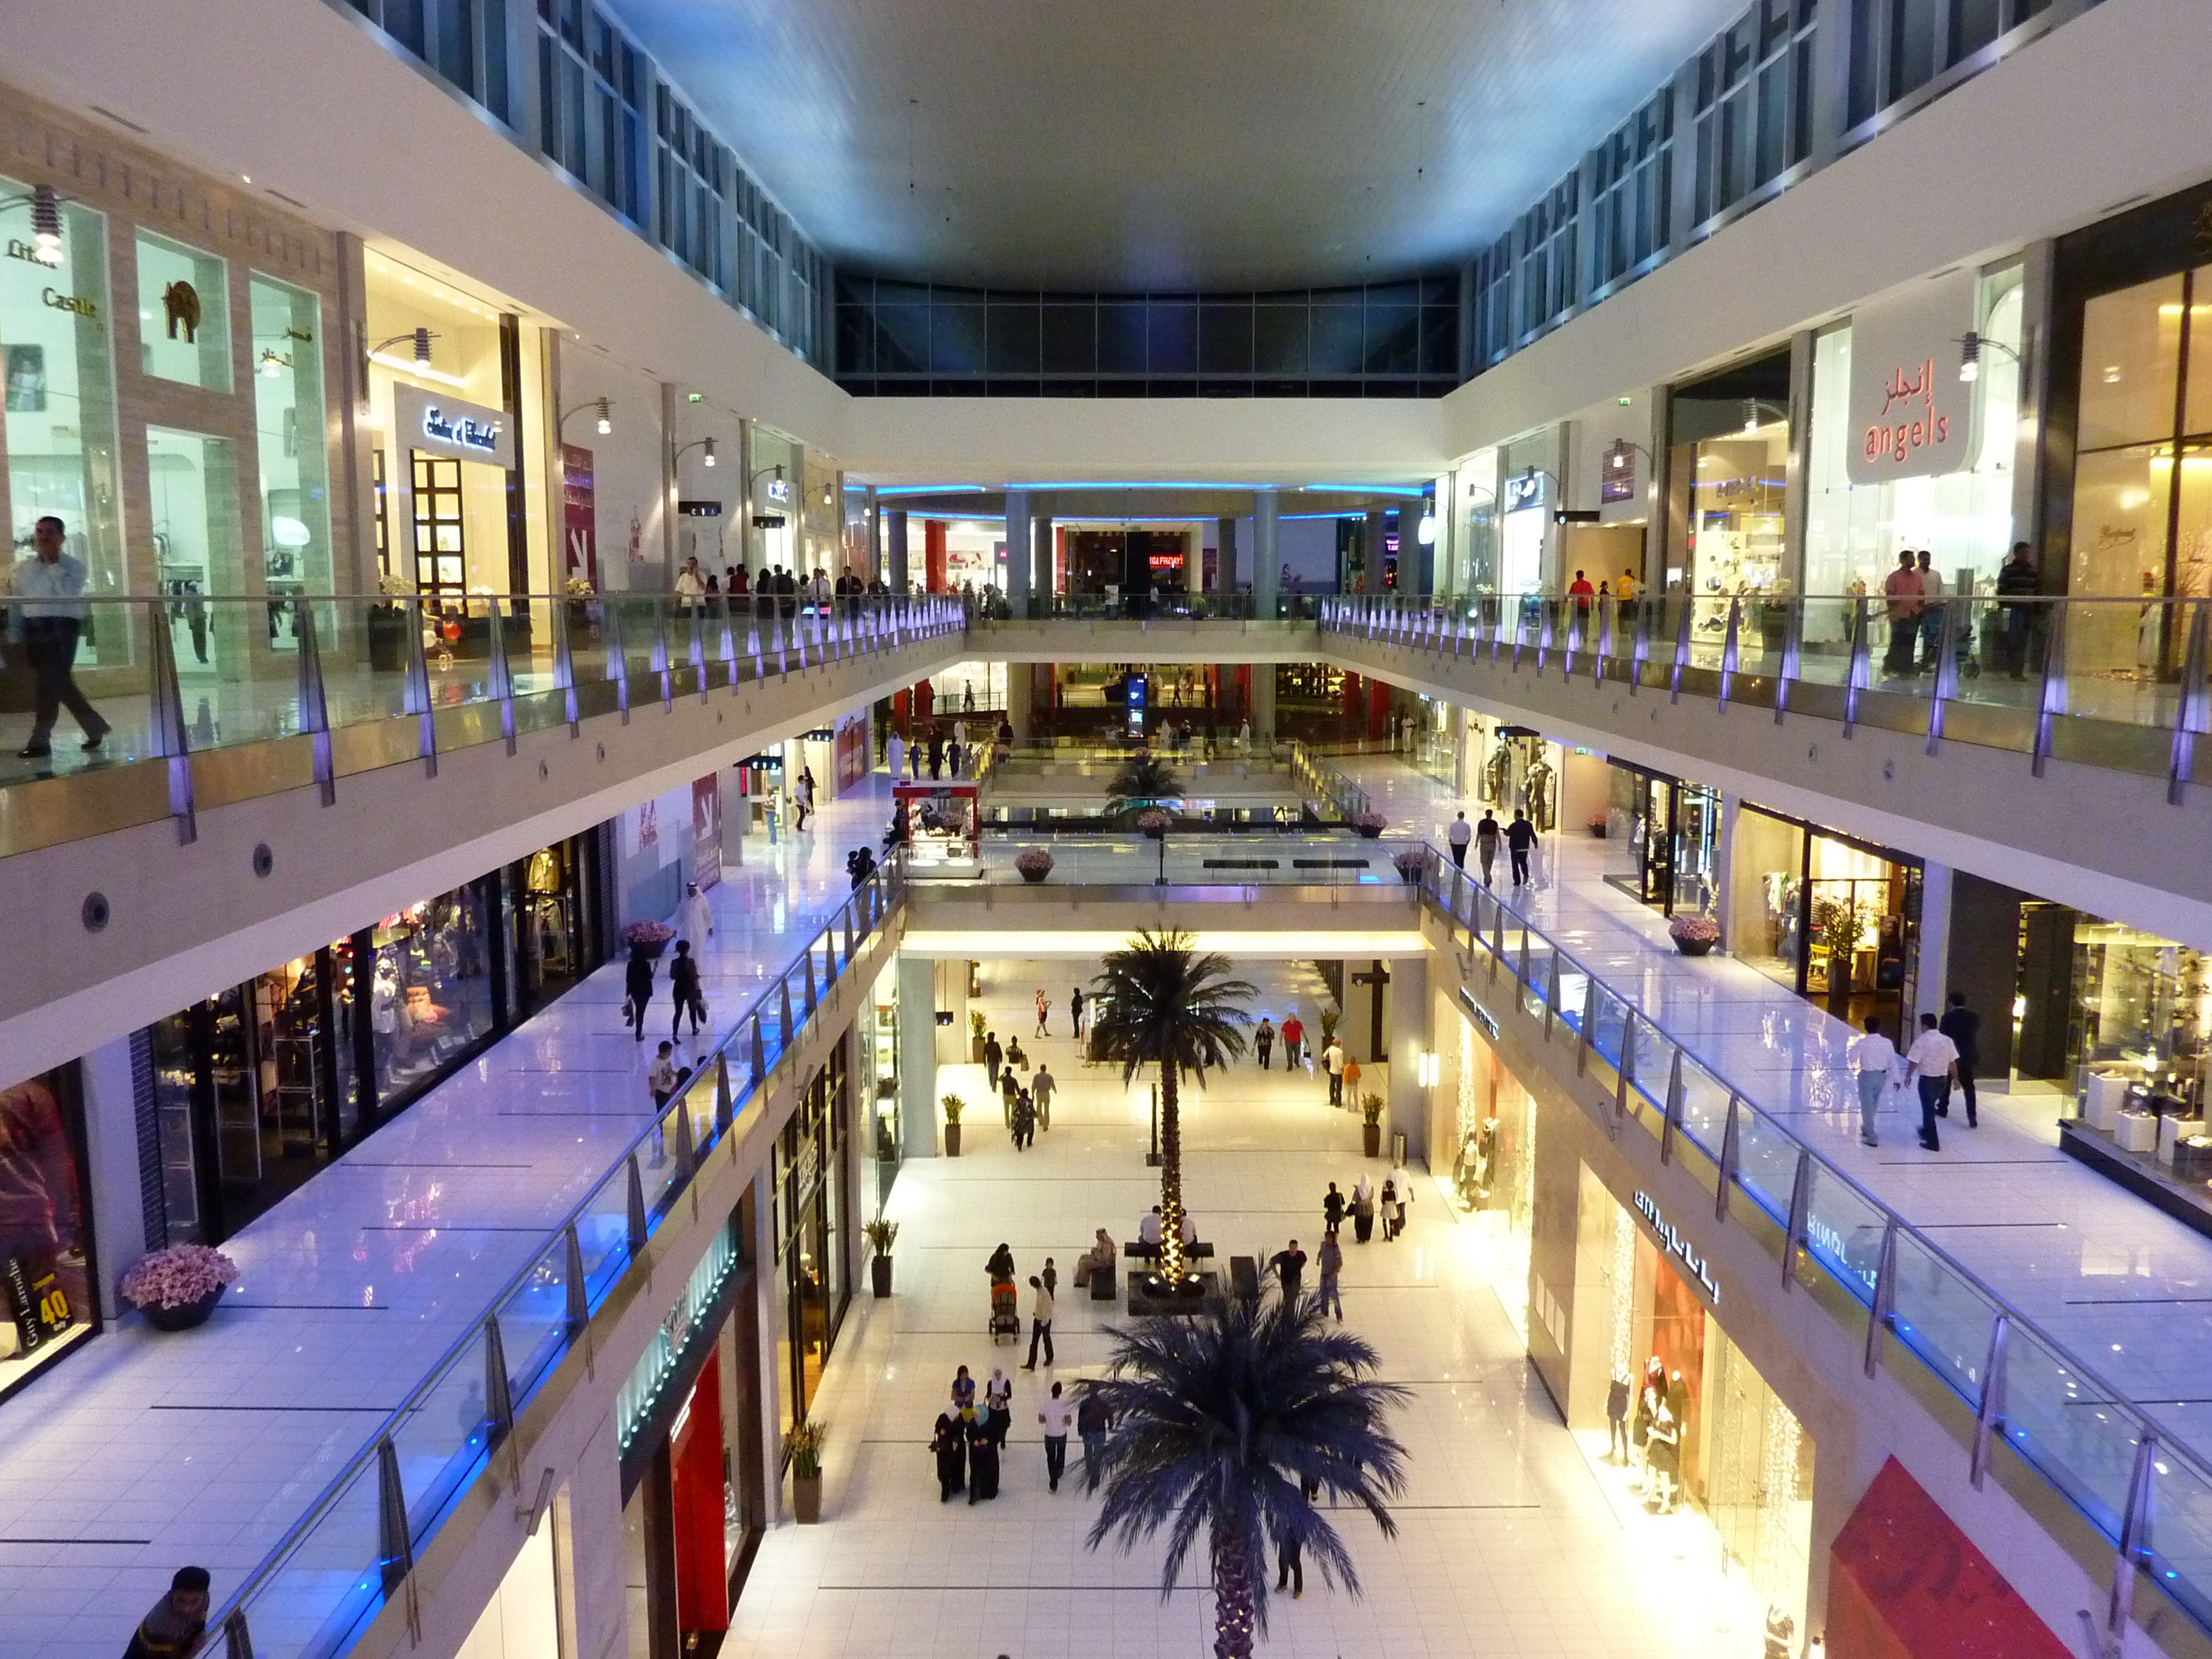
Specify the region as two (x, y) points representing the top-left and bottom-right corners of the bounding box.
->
(1846, 271), (1976, 486)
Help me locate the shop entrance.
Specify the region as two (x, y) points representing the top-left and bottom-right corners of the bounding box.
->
(1732, 807), (1920, 1039)
(1603, 762), (1721, 917)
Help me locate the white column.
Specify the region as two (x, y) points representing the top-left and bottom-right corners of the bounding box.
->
(1386, 954), (1429, 1165)
(1916, 861), (1954, 1031)
(1186, 521), (1204, 596)
(898, 952), (940, 1158)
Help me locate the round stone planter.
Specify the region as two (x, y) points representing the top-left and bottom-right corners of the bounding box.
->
(138, 1290), (223, 1332)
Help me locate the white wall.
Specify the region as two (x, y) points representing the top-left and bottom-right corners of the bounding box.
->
(451, 1526), (560, 1659)
(559, 347), (669, 592)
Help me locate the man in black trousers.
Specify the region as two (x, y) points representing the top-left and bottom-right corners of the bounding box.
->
(1939, 991), (1982, 1128)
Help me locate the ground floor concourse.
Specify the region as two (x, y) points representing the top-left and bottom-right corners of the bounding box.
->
(735, 957), (1791, 1659)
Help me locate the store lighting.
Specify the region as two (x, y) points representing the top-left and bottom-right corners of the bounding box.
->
(1742, 400), (1761, 434)
(30, 184), (62, 266)
(702, 436), (717, 467)
(1416, 512), (1437, 546)
(595, 397), (612, 435)
(1958, 331), (1982, 383)
(367, 350), (469, 389)
(1416, 1051), (1439, 1088)
(259, 349), (289, 377)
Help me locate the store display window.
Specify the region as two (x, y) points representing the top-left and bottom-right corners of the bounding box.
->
(146, 425), (245, 672)
(510, 833), (605, 1014)
(1667, 349), (1792, 622)
(249, 274), (334, 622)
(135, 229), (232, 391)
(771, 1054), (851, 1438)
(2063, 919), (2209, 1099)
(1731, 808), (1920, 1037)
(1803, 268), (2024, 646)
(1450, 1017), (1535, 1339)
(367, 880), (498, 1110)
(1, 179), (126, 607)
(895, 782), (982, 878)
(0, 1066), (96, 1400)
(1602, 762), (1719, 917)
(864, 968), (901, 1215)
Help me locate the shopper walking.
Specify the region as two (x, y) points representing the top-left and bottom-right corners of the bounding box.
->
(1023, 1274), (1056, 1369)
(1504, 808), (1538, 886)
(1448, 811), (1472, 870)
(122, 1566), (211, 1659)
(678, 879), (713, 944)
(10, 515), (110, 760)
(648, 1042), (679, 1112)
(1279, 1014), (1305, 1071)
(1848, 1016), (1897, 1147)
(1078, 1387), (1112, 1487)
(1010, 1087), (1036, 1150)
(1997, 541), (2040, 677)
(1378, 1180), (1400, 1242)
(1276, 1532), (1304, 1598)
(1031, 1064), (1056, 1130)
(1038, 1381), (1072, 1491)
(1270, 1239), (1307, 1302)
(1254, 1016), (1276, 1070)
(1034, 989), (1050, 1037)
(1940, 991), (1982, 1128)
(1476, 810), (1501, 886)
(1883, 550), (1925, 676)
(984, 1030), (1004, 1088)
(1322, 1036), (1347, 1106)
(1916, 550), (1947, 668)
(1322, 1181), (1346, 1233)
(1352, 1173), (1376, 1244)
(984, 1368), (1014, 1448)
(1389, 1161), (1415, 1237)
(1904, 1012), (1960, 1153)
(966, 1416), (1000, 1503)
(931, 1410), (968, 1502)
(1316, 1230), (1344, 1319)
(669, 940), (705, 1039)
(624, 945), (656, 1041)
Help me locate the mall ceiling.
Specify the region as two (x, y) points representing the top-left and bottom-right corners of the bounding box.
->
(608, 0), (1744, 292)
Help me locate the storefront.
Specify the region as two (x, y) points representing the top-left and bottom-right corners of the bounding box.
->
(1447, 998), (1537, 1340)
(1666, 349), (1793, 614)
(896, 782), (982, 879)
(1730, 807), (1921, 1037)
(771, 1050), (854, 1437)
(862, 962), (902, 1215)
(1602, 760), (1721, 918)
(141, 831), (607, 1245)
(615, 1196), (768, 1659)
(0, 1064), (96, 1402)
(1471, 723), (1560, 831)
(1566, 1165), (1815, 1651)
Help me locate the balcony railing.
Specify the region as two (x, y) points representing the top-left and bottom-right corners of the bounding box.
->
(1321, 590), (2212, 798)
(203, 865), (907, 1659)
(0, 591), (965, 853)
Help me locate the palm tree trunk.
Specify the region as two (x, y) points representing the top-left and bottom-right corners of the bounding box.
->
(1158, 1062), (1185, 1285)
(1210, 1516), (1258, 1659)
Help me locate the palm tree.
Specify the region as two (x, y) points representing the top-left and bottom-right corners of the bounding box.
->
(1105, 752), (1183, 819)
(1089, 929), (1252, 1289)
(1082, 1294), (1410, 1659)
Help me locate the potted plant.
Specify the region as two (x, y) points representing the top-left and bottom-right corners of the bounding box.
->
(120, 1242), (239, 1332)
(1352, 809), (1387, 839)
(1586, 813), (1610, 839)
(785, 1419), (827, 1523)
(1319, 1006), (1341, 1050)
(1359, 1093), (1386, 1158)
(1667, 913), (1722, 957)
(366, 573), (415, 671)
(864, 1217), (899, 1297)
(1135, 808), (1173, 840)
(1015, 848), (1054, 885)
(942, 1092), (965, 1156)
(622, 919), (675, 959)
(970, 1010), (987, 1064)
(1392, 846), (1433, 885)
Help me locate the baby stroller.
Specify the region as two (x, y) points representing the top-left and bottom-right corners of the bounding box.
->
(988, 1277), (1019, 1343)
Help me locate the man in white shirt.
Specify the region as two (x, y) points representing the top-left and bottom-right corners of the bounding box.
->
(1447, 811), (1473, 870)
(1322, 1036), (1347, 1106)
(677, 879), (712, 946)
(11, 515), (110, 759)
(1022, 1274), (1054, 1370)
(1904, 1011), (1960, 1153)
(1037, 1381), (1073, 1491)
(1138, 1205), (1164, 1249)
(1846, 1016), (1899, 1147)
(672, 557), (707, 608)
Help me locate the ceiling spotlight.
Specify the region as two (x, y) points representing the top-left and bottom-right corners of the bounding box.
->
(30, 184), (62, 266)
(702, 436), (717, 467)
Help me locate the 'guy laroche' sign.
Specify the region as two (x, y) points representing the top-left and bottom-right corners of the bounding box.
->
(1633, 1190), (1720, 1304)
(391, 383), (515, 469)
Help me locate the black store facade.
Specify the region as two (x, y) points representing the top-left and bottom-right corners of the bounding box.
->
(138, 828), (611, 1245)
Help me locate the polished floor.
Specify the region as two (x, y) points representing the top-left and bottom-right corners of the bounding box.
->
(0, 778), (894, 1659)
(736, 959), (1783, 1659)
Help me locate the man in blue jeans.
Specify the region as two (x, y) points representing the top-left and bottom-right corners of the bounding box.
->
(1904, 1012), (1960, 1153)
(1846, 1017), (1898, 1147)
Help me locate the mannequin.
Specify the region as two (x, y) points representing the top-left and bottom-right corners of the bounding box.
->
(1520, 755), (1558, 831)
(1606, 1367), (1632, 1464)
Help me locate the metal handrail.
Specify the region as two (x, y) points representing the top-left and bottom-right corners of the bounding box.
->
(206, 863), (910, 1657)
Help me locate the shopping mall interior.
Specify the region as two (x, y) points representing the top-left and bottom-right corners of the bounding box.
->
(6, 3), (2212, 1658)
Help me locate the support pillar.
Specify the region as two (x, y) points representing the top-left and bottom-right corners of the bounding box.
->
(1253, 489), (1280, 618)
(1364, 506), (1389, 594)
(865, 484), (881, 582)
(1004, 490), (1031, 618)
(897, 953), (940, 1158)
(1008, 661), (1034, 745)
(1251, 665), (1276, 754)
(886, 508), (909, 592)
(1033, 511), (1056, 603)
(1386, 954), (1429, 1165)
(1713, 791), (1743, 952)
(924, 519), (948, 592)
(1916, 860), (1954, 1033)
(1218, 517), (1238, 595)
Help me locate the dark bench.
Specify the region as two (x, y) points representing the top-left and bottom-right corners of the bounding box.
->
(1090, 1264), (1117, 1300)
(1124, 1240), (1216, 1261)
(1229, 1255), (1261, 1301)
(1291, 858), (1370, 869)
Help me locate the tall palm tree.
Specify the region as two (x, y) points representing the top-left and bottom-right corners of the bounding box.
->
(1105, 752), (1183, 819)
(1082, 1294), (1410, 1659)
(1089, 929), (1252, 1289)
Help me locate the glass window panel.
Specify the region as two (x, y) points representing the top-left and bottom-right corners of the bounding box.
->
(1041, 303), (1095, 373)
(928, 303), (983, 375)
(0, 188), (126, 608)
(2079, 275), (2183, 452)
(146, 427), (244, 685)
(250, 276), (333, 622)
(985, 303), (1039, 375)
(1098, 300), (1145, 375)
(136, 230), (232, 391)
(1254, 304), (1309, 375)
(1311, 301), (1364, 375)
(1145, 300), (1196, 374)
(1198, 302), (1253, 374)
(1364, 304), (1419, 375)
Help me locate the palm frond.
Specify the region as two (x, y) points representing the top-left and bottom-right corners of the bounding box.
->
(1105, 753), (1184, 817)
(1088, 928), (1255, 1087)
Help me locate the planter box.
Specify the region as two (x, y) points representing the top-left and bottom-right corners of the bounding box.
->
(945, 1123), (962, 1156)
(1362, 1123), (1382, 1158)
(1672, 937), (1715, 957)
(793, 1472), (822, 1524)
(870, 1256), (894, 1297)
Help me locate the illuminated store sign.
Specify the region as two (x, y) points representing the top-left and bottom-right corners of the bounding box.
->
(422, 404), (502, 455)
(1633, 1190), (1720, 1304)
(1845, 271), (1975, 485)
(392, 383), (515, 468)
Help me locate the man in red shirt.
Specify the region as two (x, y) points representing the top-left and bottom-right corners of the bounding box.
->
(1882, 551), (1925, 676)
(1279, 1014), (1305, 1071)
(1567, 569), (1595, 622)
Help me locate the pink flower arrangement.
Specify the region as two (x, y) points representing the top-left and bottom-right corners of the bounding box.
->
(1667, 913), (1722, 945)
(120, 1243), (239, 1310)
(1014, 848), (1055, 879)
(1135, 809), (1173, 834)
(622, 919), (676, 948)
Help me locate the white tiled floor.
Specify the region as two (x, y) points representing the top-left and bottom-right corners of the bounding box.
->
(0, 775), (898, 1659)
(1339, 753), (2212, 1450)
(738, 960), (1784, 1659)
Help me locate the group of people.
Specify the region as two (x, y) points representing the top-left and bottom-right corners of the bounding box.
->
(886, 716), (1013, 783)
(1251, 1013), (1306, 1070)
(1877, 541), (2043, 680)
(1846, 991), (1982, 1152)
(671, 557), (888, 618)
(931, 1365), (1111, 1503)
(982, 1029), (1056, 1149)
(1446, 808), (1539, 886)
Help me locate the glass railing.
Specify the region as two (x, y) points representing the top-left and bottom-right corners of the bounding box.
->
(0, 591), (965, 834)
(964, 592), (1327, 623)
(200, 866), (908, 1659)
(1406, 846), (2208, 1640)
(1319, 589), (2212, 788)
(968, 828), (1430, 888)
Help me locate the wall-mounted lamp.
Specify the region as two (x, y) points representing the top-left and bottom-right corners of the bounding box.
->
(560, 396), (613, 438)
(677, 435), (719, 468)
(1956, 329), (2020, 384)
(258, 348), (292, 378)
(0, 184), (66, 266)
(369, 326), (437, 370)
(1416, 512), (1438, 546)
(1741, 398), (1786, 434)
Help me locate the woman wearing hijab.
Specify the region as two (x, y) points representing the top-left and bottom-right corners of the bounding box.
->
(931, 1409), (968, 1501)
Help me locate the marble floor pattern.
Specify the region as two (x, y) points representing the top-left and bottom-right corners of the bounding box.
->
(739, 959), (1786, 1659)
(0, 774), (899, 1659)
(1338, 751), (2212, 1453)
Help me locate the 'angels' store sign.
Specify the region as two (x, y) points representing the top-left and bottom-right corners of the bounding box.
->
(1845, 272), (1976, 486)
